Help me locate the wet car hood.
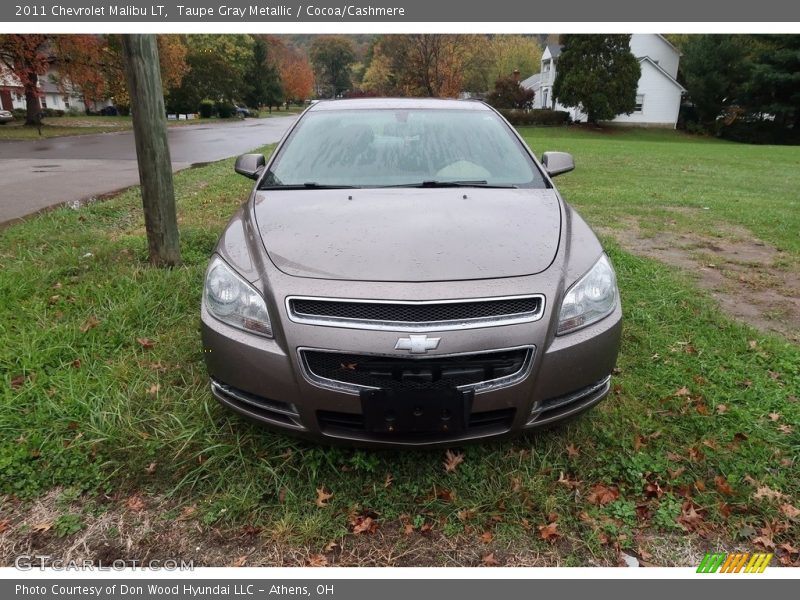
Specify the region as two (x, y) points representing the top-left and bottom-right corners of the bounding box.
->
(252, 187), (562, 282)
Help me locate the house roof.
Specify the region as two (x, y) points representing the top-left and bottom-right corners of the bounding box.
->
(638, 56), (686, 92)
(545, 44), (562, 58)
(520, 72), (541, 90)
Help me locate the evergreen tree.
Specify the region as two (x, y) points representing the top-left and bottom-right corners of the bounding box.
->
(245, 37), (283, 112)
(553, 34), (641, 124)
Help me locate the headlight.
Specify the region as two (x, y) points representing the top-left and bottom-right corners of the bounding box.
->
(203, 256), (272, 337)
(557, 254), (618, 335)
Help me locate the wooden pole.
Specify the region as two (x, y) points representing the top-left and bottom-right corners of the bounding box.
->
(121, 34), (181, 267)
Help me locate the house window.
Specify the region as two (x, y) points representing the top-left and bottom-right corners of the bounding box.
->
(40, 97), (47, 108)
(634, 94), (644, 113)
(63, 96), (70, 109)
(542, 88), (549, 109)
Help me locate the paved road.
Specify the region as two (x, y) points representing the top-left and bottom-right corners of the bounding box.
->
(0, 116), (296, 224)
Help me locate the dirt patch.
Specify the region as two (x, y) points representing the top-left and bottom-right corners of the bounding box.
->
(0, 491), (745, 568)
(602, 216), (800, 342)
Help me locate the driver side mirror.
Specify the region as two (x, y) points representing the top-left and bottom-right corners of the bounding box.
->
(541, 151), (575, 177)
(234, 153), (266, 180)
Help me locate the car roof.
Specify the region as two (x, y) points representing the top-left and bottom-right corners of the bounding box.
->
(307, 98), (491, 112)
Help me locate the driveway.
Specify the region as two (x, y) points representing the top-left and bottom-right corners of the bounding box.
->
(0, 116), (296, 224)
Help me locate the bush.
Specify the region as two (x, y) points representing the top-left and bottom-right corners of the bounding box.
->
(498, 108), (570, 127)
(12, 108), (26, 120)
(198, 100), (215, 119)
(487, 76), (535, 110)
(216, 102), (235, 119)
(719, 120), (800, 145)
(42, 108), (65, 118)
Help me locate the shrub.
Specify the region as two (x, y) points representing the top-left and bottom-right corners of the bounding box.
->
(12, 108), (26, 120)
(216, 102), (235, 119)
(42, 108), (66, 118)
(487, 75), (535, 110)
(498, 108), (570, 126)
(198, 100), (215, 119)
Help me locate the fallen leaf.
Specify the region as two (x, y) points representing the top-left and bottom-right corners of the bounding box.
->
(231, 555), (248, 567)
(480, 531), (494, 544)
(768, 412), (781, 422)
(136, 337), (155, 349)
(383, 473), (393, 489)
(323, 541), (339, 553)
(351, 515), (378, 535)
(10, 375), (26, 390)
(748, 340), (758, 350)
(714, 476), (733, 496)
(557, 471), (581, 489)
(435, 488), (455, 503)
(31, 521), (53, 532)
(510, 476), (522, 493)
(644, 482), (664, 498)
(586, 483), (619, 506)
(315, 487), (334, 507)
(80, 315), (99, 333)
(48, 295), (60, 305)
(753, 485), (787, 502)
(753, 535), (776, 550)
(716, 404), (728, 414)
(674, 386), (691, 397)
(779, 504), (800, 519)
(443, 449), (464, 473)
(307, 554), (328, 567)
(677, 502), (706, 532)
(767, 370), (781, 380)
(144, 462), (157, 475)
(71, 358), (81, 369)
(457, 509), (475, 522)
(403, 523), (415, 535)
(0, 519), (11, 533)
(566, 443), (580, 458)
(147, 384), (160, 395)
(694, 480), (706, 492)
(126, 495), (145, 512)
(687, 447), (705, 461)
(668, 467), (686, 480)
(481, 552), (500, 566)
(538, 522), (559, 543)
(278, 487), (287, 504)
(177, 505), (197, 520)
(633, 434), (646, 451)
(779, 542), (798, 555)
(777, 424), (794, 434)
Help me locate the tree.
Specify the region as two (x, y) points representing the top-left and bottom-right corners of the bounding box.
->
(487, 75), (535, 109)
(489, 36), (543, 84)
(121, 34), (180, 267)
(244, 36), (282, 111)
(742, 35), (800, 128)
(0, 34), (106, 124)
(681, 35), (754, 129)
(309, 36), (355, 98)
(280, 48), (314, 106)
(553, 34), (641, 124)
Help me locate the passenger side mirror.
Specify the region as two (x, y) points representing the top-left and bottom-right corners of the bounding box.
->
(541, 151), (575, 177)
(234, 153), (266, 180)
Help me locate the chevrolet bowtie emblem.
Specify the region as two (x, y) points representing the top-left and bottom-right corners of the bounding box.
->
(395, 334), (441, 354)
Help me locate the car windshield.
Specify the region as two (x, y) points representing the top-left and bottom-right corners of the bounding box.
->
(260, 107), (546, 189)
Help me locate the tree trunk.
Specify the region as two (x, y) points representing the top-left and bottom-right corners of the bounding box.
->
(24, 72), (42, 126)
(121, 34), (181, 267)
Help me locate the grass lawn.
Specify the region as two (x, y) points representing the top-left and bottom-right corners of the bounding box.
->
(0, 128), (798, 566)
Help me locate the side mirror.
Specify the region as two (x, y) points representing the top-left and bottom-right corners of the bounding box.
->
(541, 151), (575, 177)
(234, 153), (266, 180)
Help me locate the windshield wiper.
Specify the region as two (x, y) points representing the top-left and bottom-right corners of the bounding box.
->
(258, 182), (362, 190)
(385, 180), (518, 189)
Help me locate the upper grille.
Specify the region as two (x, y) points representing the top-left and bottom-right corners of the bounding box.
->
(287, 296), (544, 331)
(300, 347), (532, 393)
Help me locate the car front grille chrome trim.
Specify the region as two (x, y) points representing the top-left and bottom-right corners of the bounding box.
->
(285, 294), (545, 332)
(297, 345), (535, 396)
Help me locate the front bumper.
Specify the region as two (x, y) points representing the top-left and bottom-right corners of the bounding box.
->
(201, 301), (622, 448)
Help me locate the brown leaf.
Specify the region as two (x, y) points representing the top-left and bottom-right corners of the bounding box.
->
(538, 522), (560, 543)
(586, 483), (619, 506)
(510, 476), (522, 493)
(777, 424), (794, 434)
(557, 471), (581, 489)
(403, 523), (415, 535)
(644, 482), (664, 498)
(315, 487), (333, 508)
(383, 473), (393, 489)
(136, 337), (155, 349)
(674, 386), (691, 397)
(351, 515), (378, 535)
(457, 509), (475, 522)
(144, 462), (157, 475)
(694, 480), (706, 492)
(307, 554), (328, 567)
(48, 294), (61, 305)
(677, 502), (705, 532)
(566, 443), (580, 458)
(768, 412), (781, 422)
(480, 531), (494, 544)
(768, 370), (781, 380)
(748, 339), (758, 350)
(753, 535), (776, 551)
(71, 358), (81, 369)
(779, 504), (800, 519)
(668, 467), (686, 480)
(278, 487), (287, 504)
(443, 449), (464, 473)
(436, 488), (455, 503)
(323, 541), (339, 553)
(231, 555), (248, 567)
(147, 383), (160, 395)
(126, 495), (145, 512)
(633, 434), (646, 451)
(177, 505), (197, 521)
(716, 404), (728, 414)
(714, 476), (733, 496)
(687, 447), (705, 461)
(481, 552), (500, 566)
(31, 521), (53, 532)
(0, 519), (11, 533)
(80, 315), (99, 333)
(753, 485), (787, 502)
(10, 375), (26, 390)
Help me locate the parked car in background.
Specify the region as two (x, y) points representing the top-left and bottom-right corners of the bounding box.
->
(201, 98), (622, 447)
(0, 110), (14, 124)
(234, 105), (251, 118)
(99, 105), (119, 116)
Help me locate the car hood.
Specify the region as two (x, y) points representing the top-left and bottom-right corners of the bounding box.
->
(252, 187), (561, 282)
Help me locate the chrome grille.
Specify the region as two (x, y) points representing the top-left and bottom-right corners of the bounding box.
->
(299, 347), (534, 394)
(287, 295), (544, 331)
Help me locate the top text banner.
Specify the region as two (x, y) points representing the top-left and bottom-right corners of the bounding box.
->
(4, 0), (800, 22)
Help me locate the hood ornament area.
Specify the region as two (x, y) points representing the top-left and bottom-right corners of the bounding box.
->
(395, 334), (441, 354)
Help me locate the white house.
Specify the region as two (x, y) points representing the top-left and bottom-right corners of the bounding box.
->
(521, 34), (686, 128)
(1, 67), (92, 113)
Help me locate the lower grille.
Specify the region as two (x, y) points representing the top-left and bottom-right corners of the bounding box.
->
(318, 407), (515, 440)
(528, 376), (611, 426)
(300, 347), (533, 394)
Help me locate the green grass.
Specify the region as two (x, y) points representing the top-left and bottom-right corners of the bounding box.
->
(1, 129), (798, 561)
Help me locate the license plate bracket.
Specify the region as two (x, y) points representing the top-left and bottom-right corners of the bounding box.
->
(361, 387), (473, 435)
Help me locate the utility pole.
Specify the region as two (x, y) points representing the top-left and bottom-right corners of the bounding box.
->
(121, 34), (181, 267)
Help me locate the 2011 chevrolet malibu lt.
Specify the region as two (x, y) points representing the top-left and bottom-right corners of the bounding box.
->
(201, 98), (622, 447)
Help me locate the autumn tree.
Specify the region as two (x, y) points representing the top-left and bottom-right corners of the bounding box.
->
(0, 34), (106, 124)
(489, 35), (543, 83)
(553, 34), (641, 124)
(487, 75), (535, 109)
(280, 47), (314, 106)
(309, 36), (355, 98)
